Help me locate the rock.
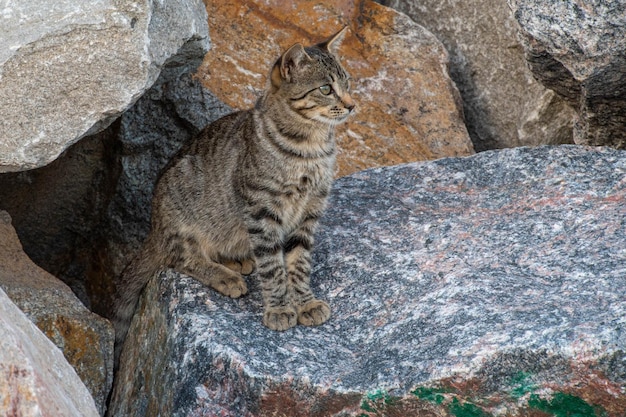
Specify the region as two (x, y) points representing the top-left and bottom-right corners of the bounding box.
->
(0, 285), (99, 417)
(509, 0), (626, 148)
(109, 146), (626, 416)
(0, 211), (114, 415)
(197, 0), (475, 177)
(379, 0), (576, 150)
(0, 0), (209, 173)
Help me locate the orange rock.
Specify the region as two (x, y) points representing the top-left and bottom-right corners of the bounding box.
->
(198, 0), (474, 177)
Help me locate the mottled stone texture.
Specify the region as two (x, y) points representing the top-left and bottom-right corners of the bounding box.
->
(509, 0), (626, 148)
(379, 0), (576, 150)
(0, 211), (113, 415)
(0, 287), (99, 417)
(198, 0), (474, 176)
(111, 146), (626, 416)
(0, 0), (209, 172)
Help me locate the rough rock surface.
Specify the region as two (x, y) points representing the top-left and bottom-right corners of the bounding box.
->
(110, 146), (626, 416)
(0, 211), (113, 415)
(0, 0), (209, 172)
(198, 0), (475, 176)
(379, 0), (576, 150)
(509, 0), (626, 148)
(0, 285), (99, 417)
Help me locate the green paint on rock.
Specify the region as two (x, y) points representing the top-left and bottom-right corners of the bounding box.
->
(360, 389), (395, 413)
(528, 393), (606, 417)
(509, 371), (538, 399)
(448, 398), (492, 417)
(411, 386), (451, 405)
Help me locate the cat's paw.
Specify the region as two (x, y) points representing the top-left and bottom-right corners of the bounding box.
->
(223, 259), (256, 275)
(211, 273), (248, 298)
(239, 259), (255, 275)
(263, 306), (297, 331)
(297, 300), (331, 326)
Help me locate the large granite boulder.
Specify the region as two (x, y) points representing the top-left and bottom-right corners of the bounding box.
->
(0, 211), (114, 415)
(0, 0), (209, 172)
(0, 285), (99, 417)
(509, 0), (626, 148)
(110, 146), (626, 416)
(198, 0), (475, 177)
(379, 0), (576, 151)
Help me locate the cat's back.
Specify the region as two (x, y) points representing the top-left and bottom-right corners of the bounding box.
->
(189, 109), (254, 160)
(154, 110), (254, 211)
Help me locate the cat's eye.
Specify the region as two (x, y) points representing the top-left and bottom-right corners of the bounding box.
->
(319, 85), (332, 95)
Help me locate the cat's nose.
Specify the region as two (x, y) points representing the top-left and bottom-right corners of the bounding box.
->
(339, 92), (355, 112)
(343, 97), (356, 112)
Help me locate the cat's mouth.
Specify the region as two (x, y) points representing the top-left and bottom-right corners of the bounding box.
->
(318, 106), (354, 125)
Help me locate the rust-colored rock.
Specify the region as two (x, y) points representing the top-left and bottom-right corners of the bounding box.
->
(0, 210), (114, 415)
(198, 0), (474, 177)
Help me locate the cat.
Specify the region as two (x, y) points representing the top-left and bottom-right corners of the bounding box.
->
(111, 28), (355, 362)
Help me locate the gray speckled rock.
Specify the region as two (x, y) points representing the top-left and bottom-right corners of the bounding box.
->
(378, 0), (575, 151)
(110, 146), (626, 416)
(509, 0), (626, 148)
(0, 0), (209, 172)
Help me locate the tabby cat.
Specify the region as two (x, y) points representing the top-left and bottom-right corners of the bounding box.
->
(112, 28), (354, 360)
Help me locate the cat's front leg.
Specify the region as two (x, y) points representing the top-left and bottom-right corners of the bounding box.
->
(248, 222), (298, 331)
(255, 246), (297, 330)
(284, 216), (331, 327)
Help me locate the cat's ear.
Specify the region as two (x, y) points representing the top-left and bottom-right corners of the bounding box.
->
(318, 27), (348, 54)
(272, 43), (311, 86)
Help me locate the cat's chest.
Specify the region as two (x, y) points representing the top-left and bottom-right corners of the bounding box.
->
(273, 158), (332, 226)
(280, 158), (333, 198)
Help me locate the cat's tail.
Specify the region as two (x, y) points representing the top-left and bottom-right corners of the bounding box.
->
(111, 234), (164, 369)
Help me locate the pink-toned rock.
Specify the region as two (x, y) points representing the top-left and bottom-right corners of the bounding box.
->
(198, 0), (474, 176)
(108, 146), (626, 417)
(0, 285), (99, 417)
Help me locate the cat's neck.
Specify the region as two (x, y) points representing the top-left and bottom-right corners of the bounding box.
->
(255, 93), (336, 158)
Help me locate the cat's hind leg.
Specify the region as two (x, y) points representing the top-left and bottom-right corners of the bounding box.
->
(223, 258), (256, 275)
(182, 261), (248, 298)
(168, 233), (248, 298)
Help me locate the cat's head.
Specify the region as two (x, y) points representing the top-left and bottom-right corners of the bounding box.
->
(268, 28), (355, 126)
